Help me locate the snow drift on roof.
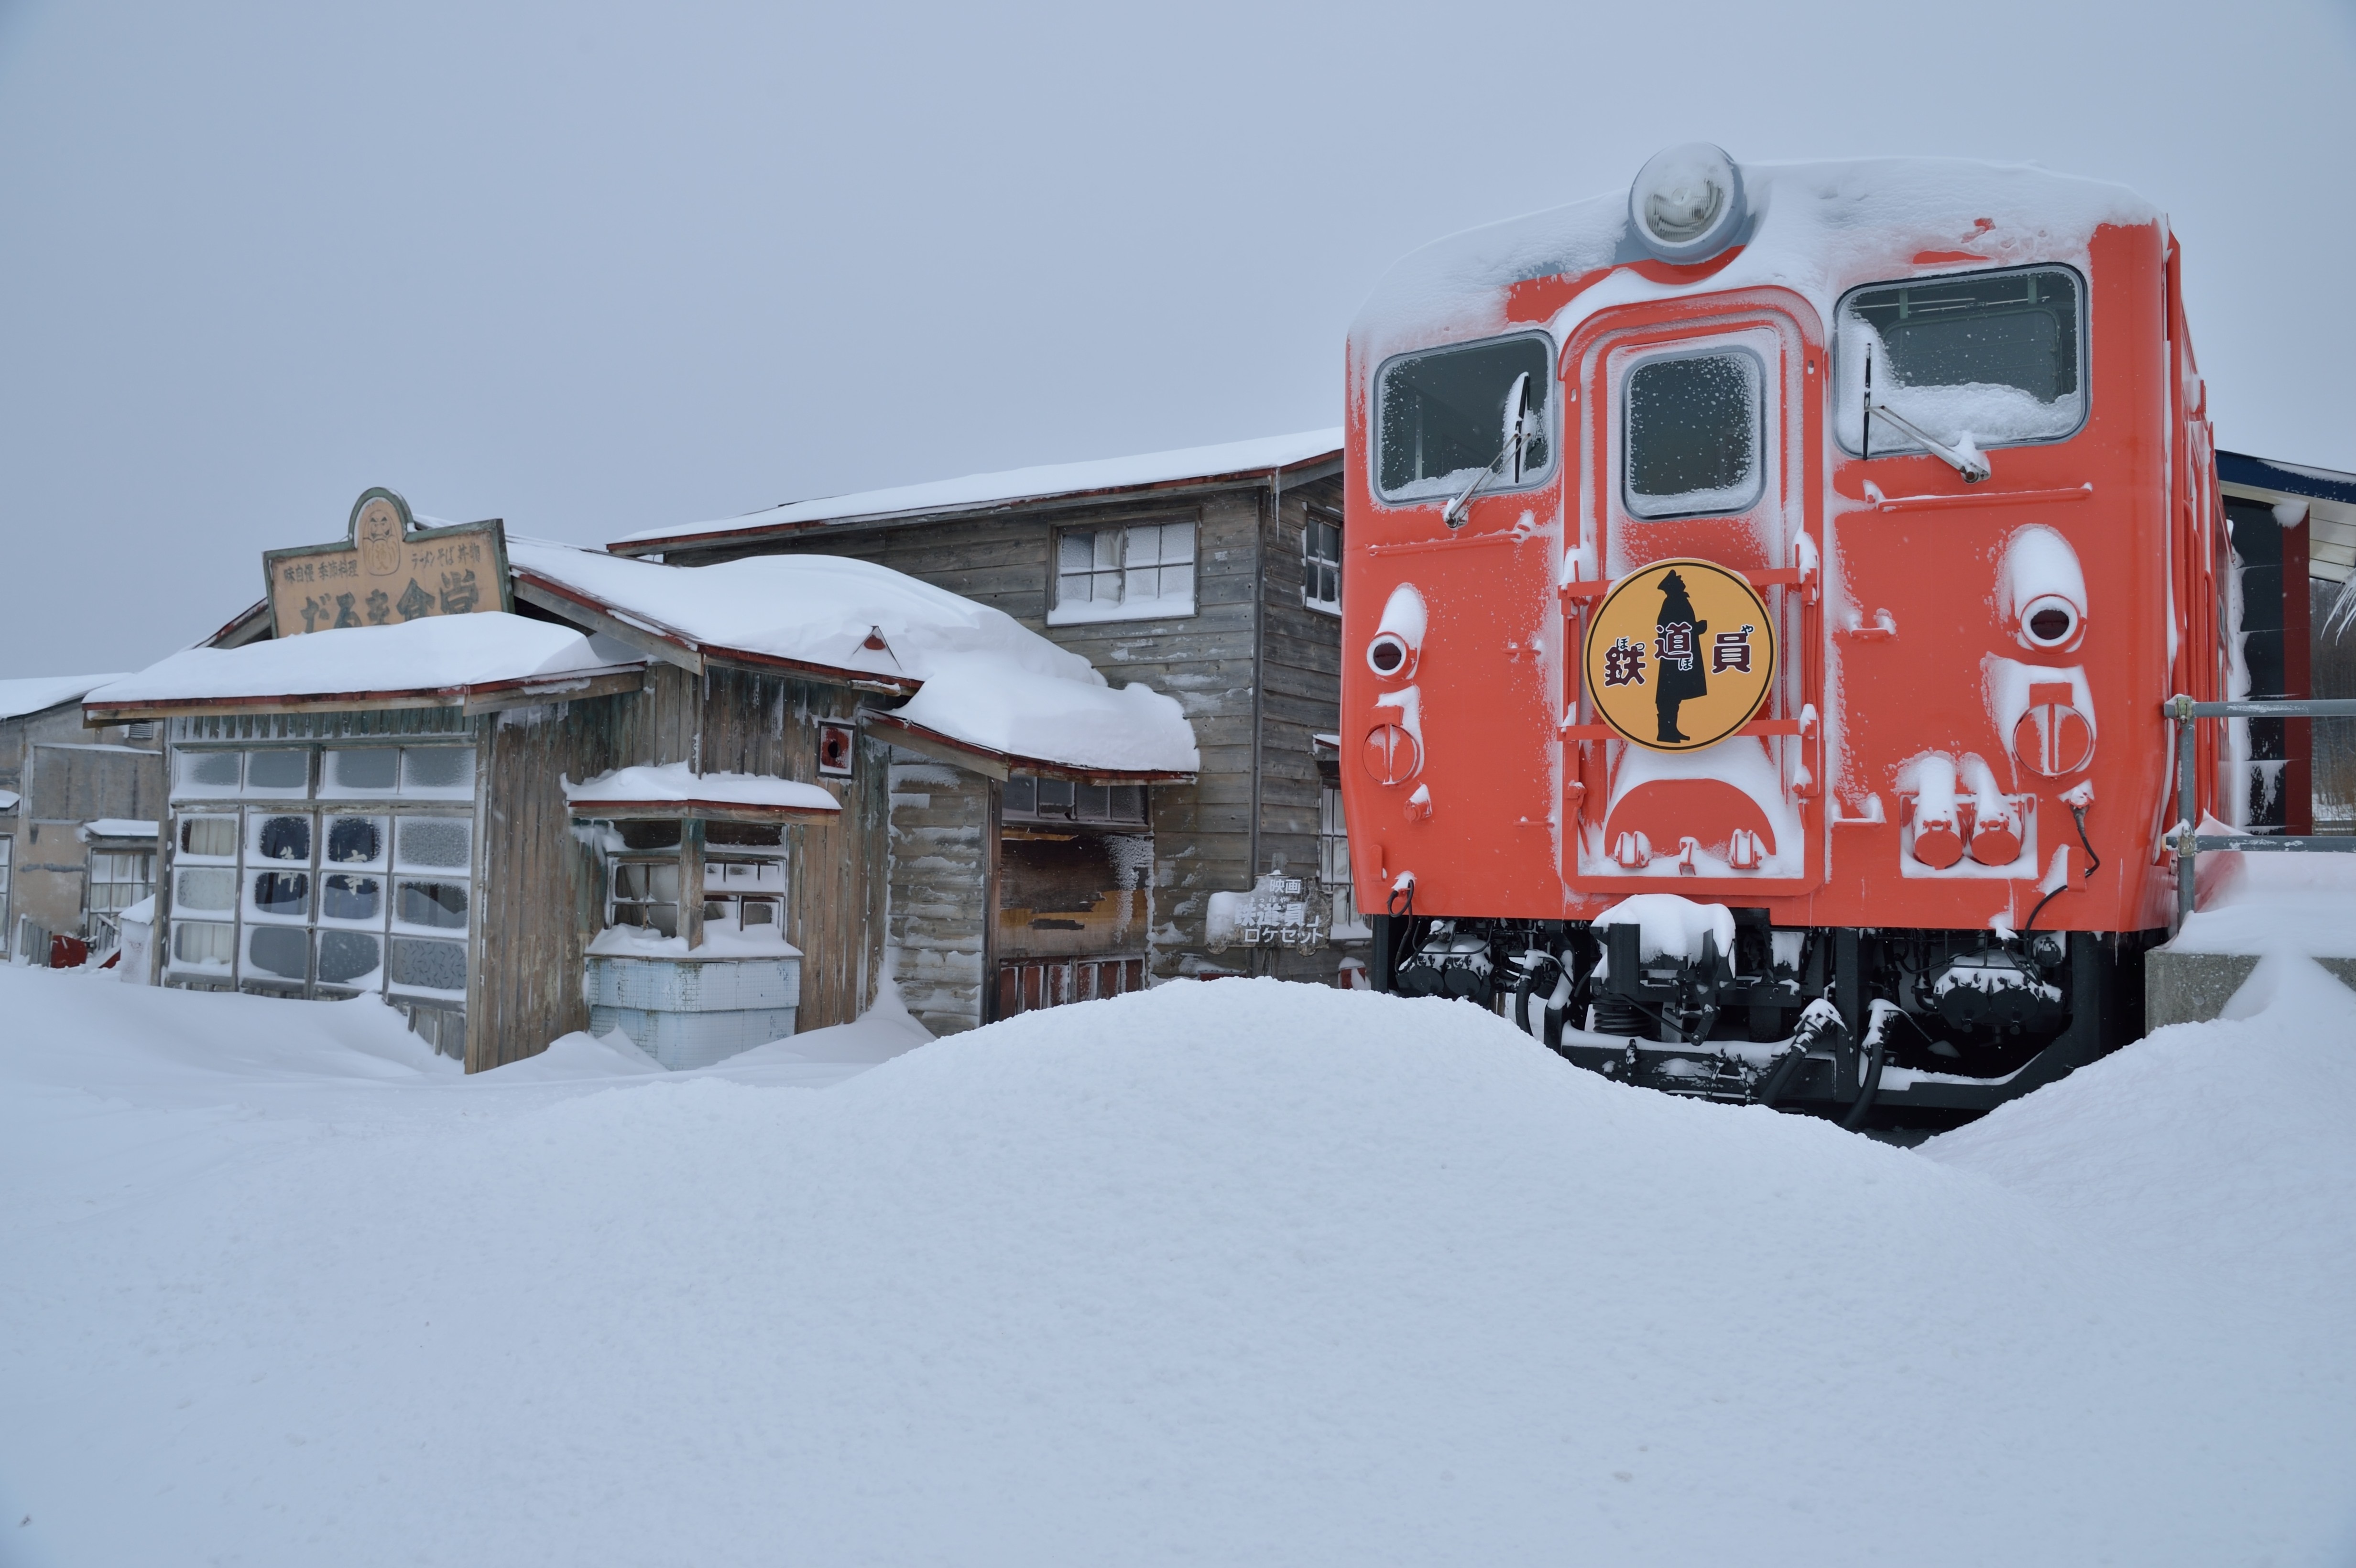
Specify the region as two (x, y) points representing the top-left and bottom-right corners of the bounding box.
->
(1352, 157), (2161, 367)
(564, 764), (841, 816)
(79, 819), (160, 842)
(85, 613), (638, 709)
(612, 428), (1342, 547)
(510, 540), (1200, 774)
(0, 673), (129, 724)
(887, 655), (1200, 775)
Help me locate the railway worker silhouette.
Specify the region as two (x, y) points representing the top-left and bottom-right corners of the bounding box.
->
(1651, 570), (1707, 743)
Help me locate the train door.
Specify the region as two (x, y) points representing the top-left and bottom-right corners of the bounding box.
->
(1560, 290), (1826, 898)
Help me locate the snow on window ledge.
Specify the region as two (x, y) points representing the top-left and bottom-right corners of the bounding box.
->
(1046, 595), (1197, 628)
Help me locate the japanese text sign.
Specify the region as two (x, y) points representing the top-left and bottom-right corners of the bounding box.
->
(1582, 557), (1776, 752)
(263, 489), (513, 640)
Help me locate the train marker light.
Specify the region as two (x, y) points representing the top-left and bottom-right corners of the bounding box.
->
(1629, 143), (1746, 263)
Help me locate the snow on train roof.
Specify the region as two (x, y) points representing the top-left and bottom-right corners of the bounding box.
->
(1351, 157), (2163, 364)
(610, 429), (1342, 552)
(0, 673), (129, 723)
(508, 539), (1200, 777)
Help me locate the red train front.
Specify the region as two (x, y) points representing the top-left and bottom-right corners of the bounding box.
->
(1342, 147), (2230, 1124)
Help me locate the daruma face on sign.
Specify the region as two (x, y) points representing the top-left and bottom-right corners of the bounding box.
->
(1582, 558), (1775, 751)
(358, 499), (404, 578)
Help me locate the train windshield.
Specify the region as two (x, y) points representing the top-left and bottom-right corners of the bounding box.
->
(1623, 348), (1764, 518)
(1835, 265), (2085, 455)
(1376, 335), (1553, 501)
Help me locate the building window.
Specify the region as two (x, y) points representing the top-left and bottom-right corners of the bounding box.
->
(87, 850), (155, 930)
(1319, 783), (1363, 935)
(164, 744), (474, 1003)
(1002, 773), (1148, 827)
(702, 822), (786, 936)
(0, 836), (11, 942)
(1304, 511), (1342, 614)
(607, 821), (684, 938)
(1048, 521), (1196, 625)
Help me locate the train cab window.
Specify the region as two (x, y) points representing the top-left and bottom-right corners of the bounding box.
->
(1836, 265), (2085, 455)
(1376, 335), (1553, 501)
(1623, 348), (1764, 518)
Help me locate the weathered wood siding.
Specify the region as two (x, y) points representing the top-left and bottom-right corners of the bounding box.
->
(1254, 476), (1349, 983)
(614, 664), (890, 1033)
(695, 492), (1263, 978)
(0, 705), (165, 943)
(884, 754), (993, 1034)
(472, 695), (631, 1071)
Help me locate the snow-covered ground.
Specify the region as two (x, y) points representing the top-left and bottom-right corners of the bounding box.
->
(2, 956), (2351, 1566)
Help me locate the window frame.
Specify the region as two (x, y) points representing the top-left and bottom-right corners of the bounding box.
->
(1302, 508), (1342, 617)
(1000, 772), (1149, 828)
(1047, 517), (1200, 627)
(1371, 330), (1560, 508)
(1832, 261), (2090, 459)
(1618, 341), (1769, 522)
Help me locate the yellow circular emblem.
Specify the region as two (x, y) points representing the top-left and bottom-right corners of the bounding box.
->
(1582, 558), (1775, 752)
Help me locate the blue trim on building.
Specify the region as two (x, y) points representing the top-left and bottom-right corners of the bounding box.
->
(2217, 451), (2356, 507)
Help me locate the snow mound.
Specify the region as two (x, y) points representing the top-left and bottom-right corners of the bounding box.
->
(1, 975), (2351, 1566)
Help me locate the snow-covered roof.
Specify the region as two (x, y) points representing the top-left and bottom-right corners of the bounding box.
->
(1352, 157), (2161, 369)
(607, 429), (1343, 555)
(0, 789), (18, 812)
(84, 613), (646, 719)
(564, 764), (841, 820)
(511, 539), (1200, 777)
(0, 673), (128, 724)
(79, 819), (160, 843)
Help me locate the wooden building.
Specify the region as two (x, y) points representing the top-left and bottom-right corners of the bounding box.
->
(86, 490), (1198, 1067)
(605, 431), (1365, 1007)
(0, 674), (166, 963)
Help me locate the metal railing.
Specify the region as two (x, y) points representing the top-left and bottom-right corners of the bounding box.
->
(2169, 694), (2356, 927)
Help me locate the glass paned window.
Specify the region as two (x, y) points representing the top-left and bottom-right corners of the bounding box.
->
(1624, 350), (1764, 519)
(175, 866), (238, 912)
(1053, 523), (1196, 621)
(389, 937), (467, 994)
(243, 750), (310, 795)
(175, 751), (241, 796)
(1836, 265), (2086, 454)
(702, 851), (786, 934)
(179, 815), (238, 859)
(248, 870), (311, 920)
(396, 817), (471, 871)
(87, 851), (154, 920)
(395, 879), (469, 931)
(1377, 335), (1553, 501)
(249, 813), (313, 865)
(611, 859), (681, 937)
(326, 749), (399, 794)
(0, 837), (11, 933)
(317, 929), (383, 987)
(324, 816), (387, 867)
(1320, 783), (1357, 933)
(320, 872), (383, 924)
(1304, 513), (1342, 613)
(244, 924), (310, 983)
(400, 746), (475, 796)
(1002, 773), (1148, 826)
(171, 920), (235, 970)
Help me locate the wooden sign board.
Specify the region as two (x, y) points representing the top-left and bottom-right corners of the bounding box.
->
(263, 489), (514, 639)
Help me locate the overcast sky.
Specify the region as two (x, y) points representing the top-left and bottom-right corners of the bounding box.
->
(1, 0), (2351, 674)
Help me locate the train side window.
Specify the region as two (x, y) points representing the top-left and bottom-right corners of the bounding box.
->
(1623, 348), (1764, 519)
(1375, 334), (1554, 502)
(1834, 264), (2085, 455)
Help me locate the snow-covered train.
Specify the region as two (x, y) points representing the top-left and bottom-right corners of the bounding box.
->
(1342, 147), (2229, 1126)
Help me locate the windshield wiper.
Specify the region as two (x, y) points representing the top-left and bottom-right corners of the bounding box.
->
(1443, 371), (1535, 528)
(1868, 398), (1990, 484)
(1860, 348), (1990, 484)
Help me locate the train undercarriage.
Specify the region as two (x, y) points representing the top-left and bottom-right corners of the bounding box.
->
(1369, 912), (2162, 1130)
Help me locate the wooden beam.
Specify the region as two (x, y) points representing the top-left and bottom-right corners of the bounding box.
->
(84, 664), (647, 723)
(567, 800), (841, 825)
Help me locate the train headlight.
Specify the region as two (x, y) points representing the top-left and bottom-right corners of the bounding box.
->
(1629, 143), (1746, 264)
(2021, 594), (2079, 648)
(1367, 632), (1412, 677)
